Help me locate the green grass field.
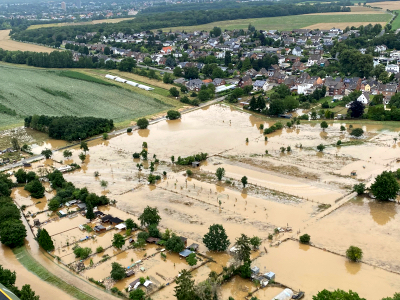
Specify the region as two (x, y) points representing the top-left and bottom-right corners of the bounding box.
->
(391, 10), (400, 29)
(0, 64), (175, 130)
(161, 13), (391, 31)
(13, 247), (98, 300)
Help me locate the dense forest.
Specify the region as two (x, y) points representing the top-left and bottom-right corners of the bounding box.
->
(11, 3), (350, 46)
(24, 115), (114, 141)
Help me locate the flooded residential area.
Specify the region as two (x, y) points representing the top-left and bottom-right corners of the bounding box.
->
(1, 103), (400, 300)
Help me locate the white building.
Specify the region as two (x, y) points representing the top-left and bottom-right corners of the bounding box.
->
(357, 92), (370, 105)
(386, 64), (399, 74)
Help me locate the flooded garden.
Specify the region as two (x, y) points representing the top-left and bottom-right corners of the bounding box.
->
(4, 103), (400, 300)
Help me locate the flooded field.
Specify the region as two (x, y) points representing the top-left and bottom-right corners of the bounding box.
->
(4, 104), (400, 299)
(253, 240), (400, 300)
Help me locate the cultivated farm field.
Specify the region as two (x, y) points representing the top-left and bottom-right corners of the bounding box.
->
(0, 30), (55, 53)
(160, 13), (391, 31)
(27, 16), (137, 30)
(0, 64), (173, 129)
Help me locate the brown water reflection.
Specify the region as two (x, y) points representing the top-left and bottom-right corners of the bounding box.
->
(368, 200), (397, 226)
(138, 129), (150, 138)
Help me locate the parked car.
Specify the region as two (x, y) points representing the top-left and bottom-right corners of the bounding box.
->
(292, 292), (304, 299)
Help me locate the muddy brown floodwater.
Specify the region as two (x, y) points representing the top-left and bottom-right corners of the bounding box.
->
(6, 104), (400, 300)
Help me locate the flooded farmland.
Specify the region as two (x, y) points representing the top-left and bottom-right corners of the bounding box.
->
(3, 103), (400, 300)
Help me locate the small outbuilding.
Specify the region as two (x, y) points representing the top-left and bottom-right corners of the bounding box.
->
(187, 243), (199, 251)
(94, 225), (106, 233)
(351, 170), (357, 176)
(180, 236), (188, 247)
(146, 237), (160, 244)
(251, 266), (260, 275)
(192, 161), (200, 168)
(115, 223), (127, 230)
(264, 271), (275, 281)
(125, 269), (135, 277)
(179, 249), (193, 258)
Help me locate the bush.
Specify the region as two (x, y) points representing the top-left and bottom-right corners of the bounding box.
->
(24, 179), (45, 199)
(346, 246), (363, 262)
(337, 140), (342, 146)
(317, 144), (325, 152)
(96, 246), (104, 253)
(73, 247), (92, 259)
(137, 231), (149, 241)
(137, 118), (149, 129)
(299, 234), (310, 244)
(167, 110), (181, 120)
(186, 169), (193, 177)
(350, 128), (364, 137)
(127, 128), (132, 133)
(353, 183), (365, 195)
(132, 152), (140, 159)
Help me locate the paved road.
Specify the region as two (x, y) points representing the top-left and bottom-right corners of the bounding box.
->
(0, 96), (225, 172)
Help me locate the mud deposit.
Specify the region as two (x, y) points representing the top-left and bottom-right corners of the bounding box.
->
(5, 104), (400, 299)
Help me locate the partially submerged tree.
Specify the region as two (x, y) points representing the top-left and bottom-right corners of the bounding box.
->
(313, 289), (365, 300)
(78, 152), (86, 163)
(110, 262), (126, 280)
(346, 246), (363, 262)
(137, 118), (149, 129)
(299, 234), (310, 244)
(353, 183), (365, 195)
(241, 176), (248, 188)
(215, 167), (225, 181)
(370, 171), (400, 201)
(24, 179), (45, 199)
(80, 141), (89, 153)
(249, 236), (262, 250)
(320, 121), (328, 131)
(139, 206), (161, 227)
(165, 234), (185, 253)
(174, 269), (196, 300)
(41, 148), (52, 159)
(37, 228), (54, 251)
(203, 224), (230, 252)
(112, 234), (125, 249)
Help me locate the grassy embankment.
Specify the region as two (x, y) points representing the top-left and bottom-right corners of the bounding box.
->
(13, 246), (98, 300)
(160, 13), (391, 31)
(0, 63), (180, 131)
(390, 10), (400, 29)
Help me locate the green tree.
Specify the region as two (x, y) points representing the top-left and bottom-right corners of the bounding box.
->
(340, 125), (346, 131)
(317, 144), (325, 152)
(234, 234), (252, 263)
(349, 101), (365, 118)
(250, 236), (262, 250)
(14, 169), (27, 184)
(320, 121), (328, 131)
(312, 289), (365, 300)
(11, 137), (20, 151)
(186, 253), (197, 266)
(215, 168), (225, 181)
(353, 183), (365, 195)
(37, 228), (54, 251)
(167, 110), (181, 120)
(139, 206), (161, 227)
(20, 284), (40, 300)
(137, 118), (149, 129)
(346, 246), (363, 262)
(125, 218), (137, 230)
(78, 152), (86, 163)
(170, 87), (180, 97)
(174, 269), (196, 300)
(24, 179), (45, 199)
(269, 99), (285, 115)
(85, 201), (95, 220)
(100, 180), (108, 190)
(41, 149), (52, 159)
(110, 262), (126, 280)
(148, 224), (161, 238)
(382, 293), (400, 300)
(118, 57), (136, 72)
(165, 234), (185, 253)
(102, 133), (108, 140)
(112, 233), (125, 249)
(129, 289), (145, 300)
(80, 141), (89, 153)
(0, 220), (27, 248)
(350, 128), (364, 137)
(48, 198), (60, 211)
(241, 176), (248, 188)
(370, 171), (400, 201)
(0, 203), (21, 223)
(299, 234), (310, 244)
(203, 224), (230, 251)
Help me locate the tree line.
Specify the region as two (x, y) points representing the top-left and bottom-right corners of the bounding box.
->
(24, 115), (114, 142)
(11, 3), (349, 47)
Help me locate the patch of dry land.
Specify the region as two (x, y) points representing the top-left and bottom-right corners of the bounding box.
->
(371, 1), (400, 10)
(303, 21), (388, 29)
(0, 30), (56, 53)
(9, 104), (400, 300)
(27, 15), (136, 30)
